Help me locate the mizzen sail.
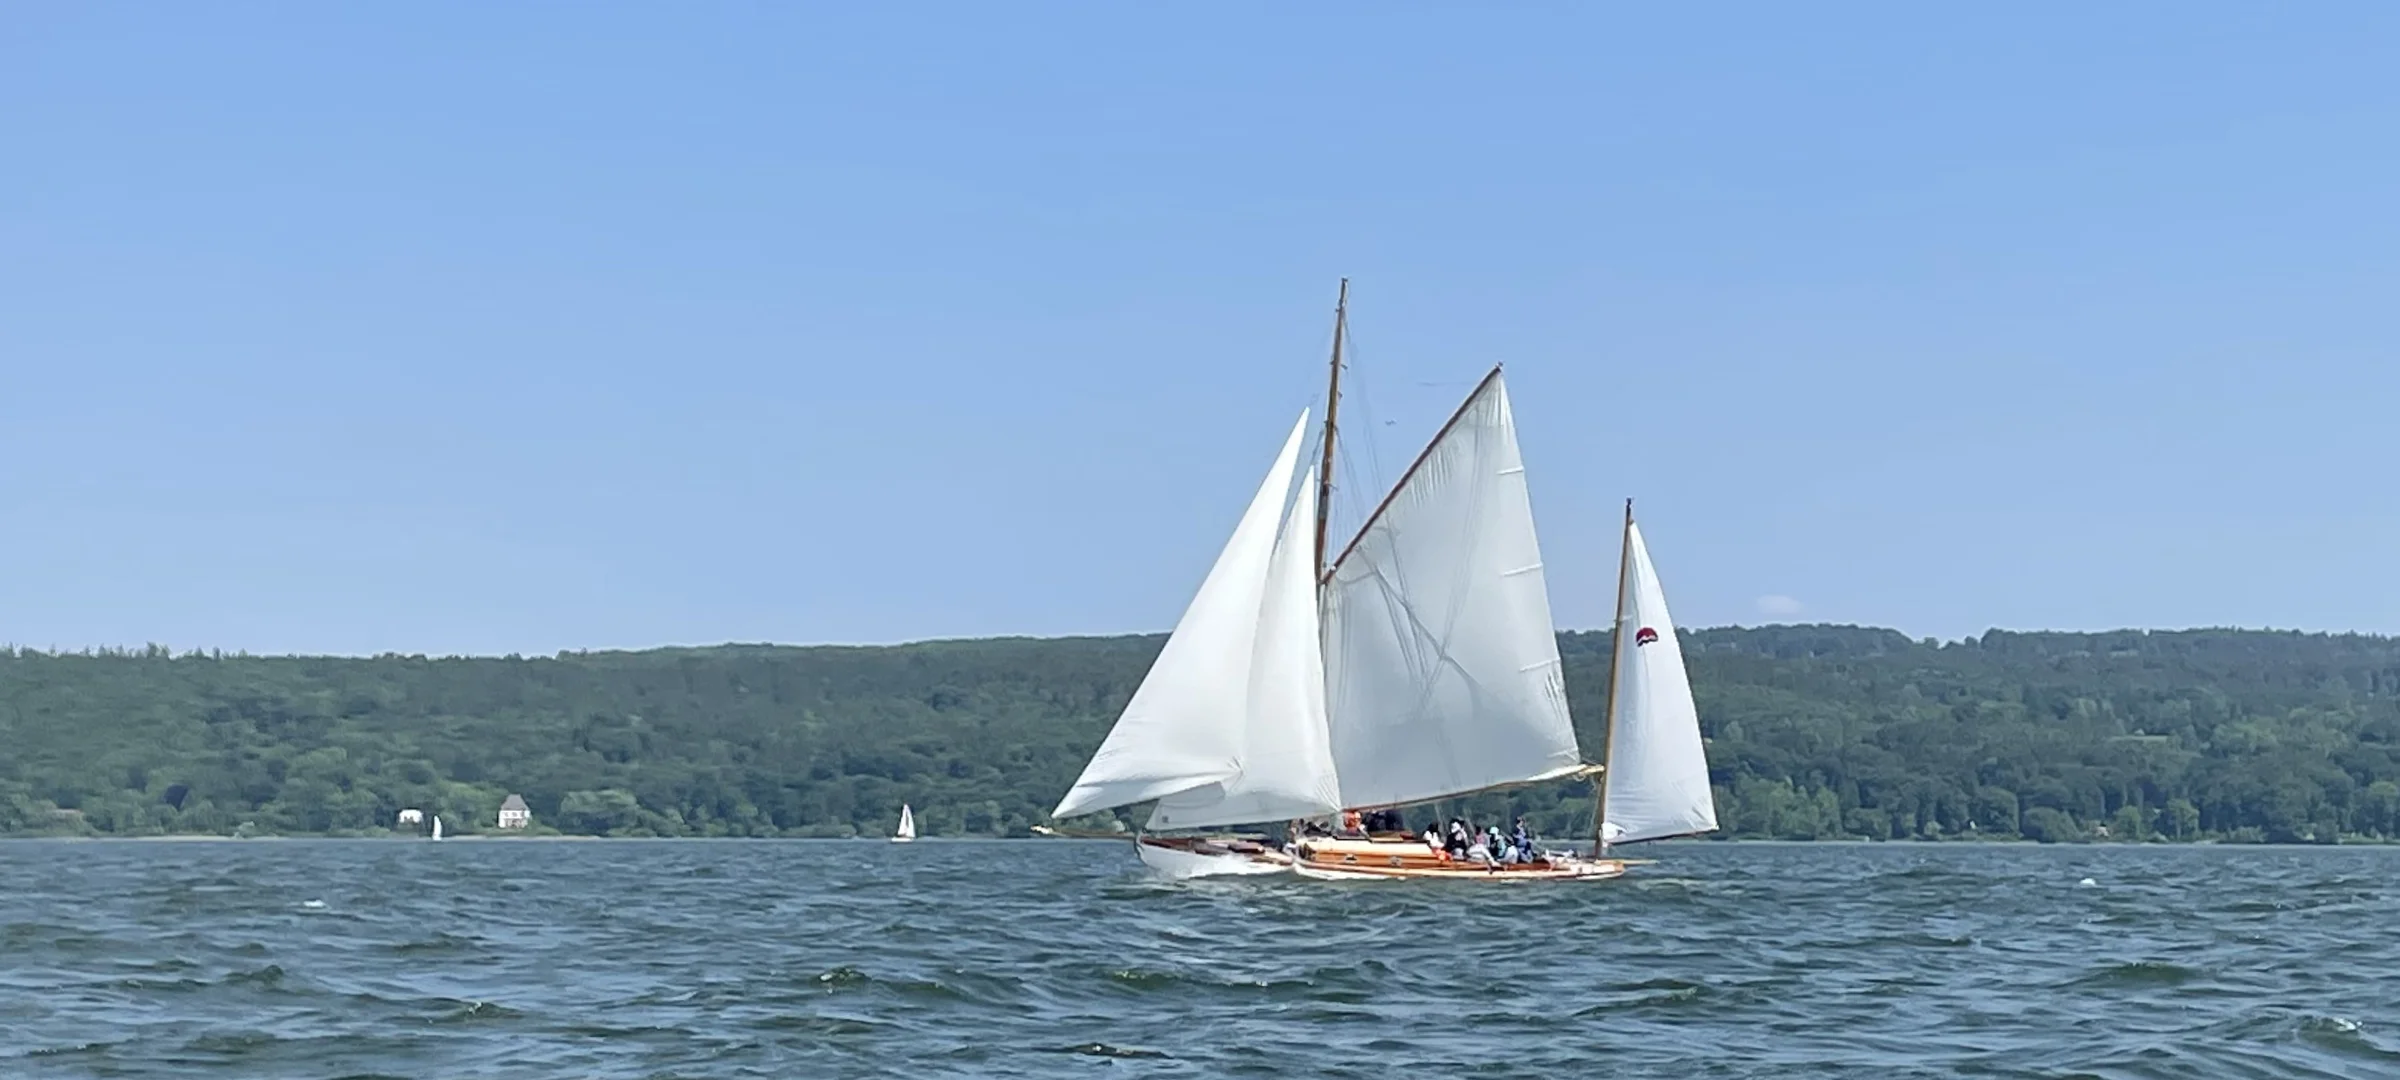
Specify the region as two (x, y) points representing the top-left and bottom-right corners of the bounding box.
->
(1321, 370), (1581, 809)
(1600, 521), (1718, 844)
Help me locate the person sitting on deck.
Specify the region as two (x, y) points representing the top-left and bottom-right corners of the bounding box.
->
(1422, 825), (1445, 856)
(1445, 819), (1469, 859)
(1338, 809), (1364, 837)
(1464, 830), (1494, 867)
(1512, 818), (1534, 863)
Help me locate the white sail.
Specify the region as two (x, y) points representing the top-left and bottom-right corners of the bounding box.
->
(1601, 521), (1718, 844)
(1321, 371), (1581, 809)
(1147, 466), (1341, 830)
(1051, 411), (1314, 820)
(431, 815), (443, 840)
(895, 804), (916, 840)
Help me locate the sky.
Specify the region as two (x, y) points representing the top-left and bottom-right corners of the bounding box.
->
(4, 4), (2397, 655)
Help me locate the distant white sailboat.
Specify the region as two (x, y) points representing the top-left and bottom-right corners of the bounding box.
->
(431, 815), (445, 841)
(891, 804), (917, 843)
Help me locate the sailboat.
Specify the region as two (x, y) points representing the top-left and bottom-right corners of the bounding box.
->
(891, 804), (917, 843)
(430, 815), (444, 841)
(1050, 281), (1716, 880)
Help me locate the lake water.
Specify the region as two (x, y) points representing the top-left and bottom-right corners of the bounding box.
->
(2, 839), (2396, 1078)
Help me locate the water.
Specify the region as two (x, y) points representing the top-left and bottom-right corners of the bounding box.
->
(3, 840), (2397, 1078)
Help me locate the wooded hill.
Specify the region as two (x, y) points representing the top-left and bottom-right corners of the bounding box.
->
(5, 626), (2398, 843)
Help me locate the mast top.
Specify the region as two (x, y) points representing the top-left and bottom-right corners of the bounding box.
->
(1313, 279), (1348, 581)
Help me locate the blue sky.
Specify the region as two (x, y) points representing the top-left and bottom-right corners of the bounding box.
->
(4, 4), (2396, 655)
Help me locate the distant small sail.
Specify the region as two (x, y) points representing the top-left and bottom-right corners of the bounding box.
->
(893, 804), (916, 842)
(431, 815), (444, 841)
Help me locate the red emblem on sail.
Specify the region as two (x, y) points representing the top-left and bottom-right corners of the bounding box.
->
(1634, 627), (1660, 647)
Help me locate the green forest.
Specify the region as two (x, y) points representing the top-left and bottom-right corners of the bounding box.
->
(5, 626), (2400, 844)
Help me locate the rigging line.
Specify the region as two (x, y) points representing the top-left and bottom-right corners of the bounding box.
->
(1354, 396), (1499, 705)
(1327, 368), (1502, 579)
(1335, 429), (1375, 558)
(1350, 568), (1450, 786)
(1362, 560), (1502, 804)
(1339, 321), (1391, 507)
(1330, 337), (1382, 558)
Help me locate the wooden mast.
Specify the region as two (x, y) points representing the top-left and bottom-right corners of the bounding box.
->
(1594, 498), (1635, 854)
(1296, 279), (1346, 839)
(1314, 279), (1347, 581)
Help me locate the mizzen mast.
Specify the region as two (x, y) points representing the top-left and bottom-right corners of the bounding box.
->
(1595, 497), (1635, 853)
(1313, 278), (1348, 582)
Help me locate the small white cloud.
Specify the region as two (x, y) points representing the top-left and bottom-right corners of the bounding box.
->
(1755, 594), (1804, 618)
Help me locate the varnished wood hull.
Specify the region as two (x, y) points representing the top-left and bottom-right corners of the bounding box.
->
(1291, 837), (1626, 881)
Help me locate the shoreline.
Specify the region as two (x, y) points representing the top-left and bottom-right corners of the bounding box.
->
(5, 833), (2397, 847)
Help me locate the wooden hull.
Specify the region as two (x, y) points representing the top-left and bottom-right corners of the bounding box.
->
(1134, 835), (1292, 878)
(1291, 837), (1627, 882)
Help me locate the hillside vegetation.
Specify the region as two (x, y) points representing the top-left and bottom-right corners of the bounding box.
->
(5, 627), (2399, 843)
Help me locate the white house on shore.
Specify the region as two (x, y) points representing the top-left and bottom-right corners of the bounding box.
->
(498, 794), (532, 830)
(397, 809), (424, 827)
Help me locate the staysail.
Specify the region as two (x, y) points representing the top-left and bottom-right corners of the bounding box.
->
(1320, 369), (1583, 810)
(1147, 466), (1341, 829)
(1051, 412), (1339, 823)
(1600, 521), (1718, 844)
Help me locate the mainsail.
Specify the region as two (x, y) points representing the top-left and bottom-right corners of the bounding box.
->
(1320, 370), (1582, 810)
(1050, 412), (1341, 825)
(1600, 521), (1718, 844)
(896, 804), (917, 840)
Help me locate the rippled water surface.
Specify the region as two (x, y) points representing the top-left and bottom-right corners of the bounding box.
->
(4, 839), (2398, 1078)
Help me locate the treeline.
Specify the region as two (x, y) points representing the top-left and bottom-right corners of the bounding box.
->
(5, 627), (2400, 844)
